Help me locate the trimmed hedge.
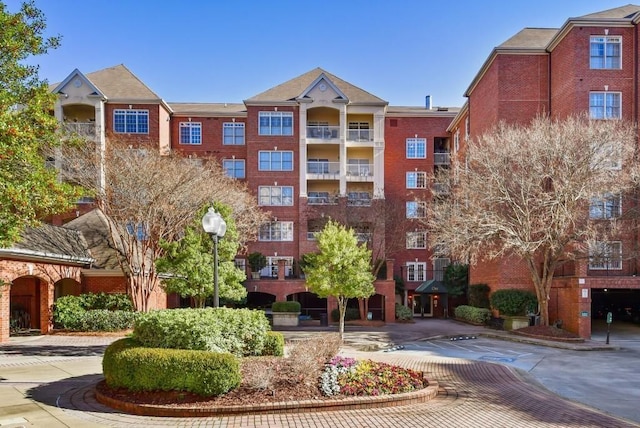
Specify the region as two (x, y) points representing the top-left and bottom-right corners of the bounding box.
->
(263, 331), (285, 356)
(395, 303), (413, 321)
(271, 301), (301, 313)
(53, 293), (136, 331)
(103, 338), (240, 397)
(490, 289), (537, 316)
(133, 308), (271, 356)
(454, 305), (491, 325)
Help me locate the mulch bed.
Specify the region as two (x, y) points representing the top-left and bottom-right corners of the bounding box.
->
(513, 325), (584, 342)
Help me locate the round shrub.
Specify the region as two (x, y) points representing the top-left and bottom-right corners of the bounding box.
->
(271, 301), (301, 312)
(133, 308), (271, 356)
(490, 289), (538, 316)
(262, 331), (285, 356)
(103, 338), (240, 397)
(395, 303), (413, 321)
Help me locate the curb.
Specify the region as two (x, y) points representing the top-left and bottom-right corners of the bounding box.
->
(95, 380), (439, 417)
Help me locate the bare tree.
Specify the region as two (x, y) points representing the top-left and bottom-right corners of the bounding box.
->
(426, 115), (638, 326)
(57, 138), (267, 311)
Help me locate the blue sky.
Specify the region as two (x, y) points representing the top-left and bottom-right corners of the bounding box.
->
(6, 0), (629, 107)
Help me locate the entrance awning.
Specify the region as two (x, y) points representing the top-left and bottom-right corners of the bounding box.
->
(415, 279), (448, 294)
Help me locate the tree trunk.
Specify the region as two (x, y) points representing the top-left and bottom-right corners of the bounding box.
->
(338, 297), (347, 340)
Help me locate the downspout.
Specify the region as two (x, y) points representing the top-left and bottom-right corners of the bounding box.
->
(634, 24), (639, 276)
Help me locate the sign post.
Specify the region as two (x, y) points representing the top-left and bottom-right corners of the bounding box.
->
(606, 311), (612, 345)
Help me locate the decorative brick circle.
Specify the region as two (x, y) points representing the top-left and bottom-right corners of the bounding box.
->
(94, 380), (439, 417)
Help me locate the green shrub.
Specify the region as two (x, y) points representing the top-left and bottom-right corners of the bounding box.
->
(490, 289), (538, 316)
(468, 284), (491, 308)
(53, 293), (135, 331)
(133, 308), (271, 356)
(330, 307), (361, 322)
(395, 303), (413, 321)
(454, 305), (491, 324)
(103, 338), (240, 396)
(271, 301), (301, 312)
(262, 331), (285, 356)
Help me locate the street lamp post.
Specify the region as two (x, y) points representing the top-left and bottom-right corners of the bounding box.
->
(202, 207), (227, 308)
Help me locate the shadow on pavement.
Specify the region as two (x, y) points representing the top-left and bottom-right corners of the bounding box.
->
(0, 344), (110, 357)
(26, 373), (108, 409)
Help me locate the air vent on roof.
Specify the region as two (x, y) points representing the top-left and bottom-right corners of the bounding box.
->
(426, 95), (432, 110)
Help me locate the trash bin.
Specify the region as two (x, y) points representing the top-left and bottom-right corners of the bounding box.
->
(320, 313), (328, 327)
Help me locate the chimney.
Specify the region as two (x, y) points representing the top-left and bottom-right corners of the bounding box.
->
(425, 95), (432, 110)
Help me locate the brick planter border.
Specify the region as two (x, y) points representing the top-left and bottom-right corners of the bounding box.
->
(95, 380), (439, 417)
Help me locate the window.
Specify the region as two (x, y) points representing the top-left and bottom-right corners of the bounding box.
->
(406, 262), (426, 282)
(589, 92), (621, 119)
(465, 117), (470, 140)
(406, 231), (427, 249)
(179, 122), (201, 145)
(264, 256), (294, 278)
(590, 36), (621, 69)
(223, 122), (245, 145)
(406, 201), (427, 218)
(114, 109), (148, 134)
(406, 171), (427, 189)
(406, 138), (426, 159)
(453, 130), (460, 153)
(223, 159), (245, 179)
(259, 111), (293, 135)
(259, 151), (293, 171)
(347, 192), (371, 206)
(590, 194), (621, 219)
(589, 241), (622, 270)
(259, 221), (294, 241)
(259, 186), (294, 206)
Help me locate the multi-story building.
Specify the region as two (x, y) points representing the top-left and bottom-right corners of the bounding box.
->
(450, 4), (640, 338)
(3, 4), (635, 342)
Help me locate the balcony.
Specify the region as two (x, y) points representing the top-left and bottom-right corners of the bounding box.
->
(347, 129), (373, 142)
(307, 125), (339, 141)
(346, 164), (373, 182)
(347, 192), (372, 207)
(434, 152), (450, 165)
(307, 161), (340, 179)
(308, 195), (338, 205)
(63, 122), (96, 139)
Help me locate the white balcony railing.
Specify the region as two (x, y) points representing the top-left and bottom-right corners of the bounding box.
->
(307, 125), (339, 140)
(347, 129), (373, 142)
(307, 161), (340, 178)
(346, 164), (373, 177)
(63, 122), (96, 138)
(434, 152), (450, 165)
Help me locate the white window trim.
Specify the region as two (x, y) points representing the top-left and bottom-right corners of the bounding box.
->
(406, 138), (427, 159)
(406, 171), (427, 189)
(258, 185), (294, 206)
(589, 194), (621, 219)
(258, 111), (294, 136)
(406, 201), (427, 218)
(223, 159), (245, 179)
(258, 150), (294, 171)
(406, 262), (427, 282)
(590, 35), (622, 70)
(223, 122), (245, 145)
(113, 109), (149, 134)
(406, 231), (427, 249)
(589, 241), (622, 270)
(179, 122), (202, 145)
(259, 221), (294, 242)
(589, 91), (622, 120)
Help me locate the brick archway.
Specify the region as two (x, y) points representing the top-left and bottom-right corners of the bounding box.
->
(0, 260), (83, 342)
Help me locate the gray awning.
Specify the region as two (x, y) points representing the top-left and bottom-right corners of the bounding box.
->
(415, 279), (447, 294)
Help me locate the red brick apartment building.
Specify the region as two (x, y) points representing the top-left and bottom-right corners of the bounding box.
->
(1, 4), (638, 341)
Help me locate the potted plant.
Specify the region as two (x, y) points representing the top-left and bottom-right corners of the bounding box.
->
(271, 301), (301, 327)
(490, 289), (537, 331)
(247, 252), (267, 279)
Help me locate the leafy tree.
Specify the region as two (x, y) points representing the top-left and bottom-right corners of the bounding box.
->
(427, 115), (638, 326)
(0, 1), (81, 246)
(304, 220), (375, 339)
(443, 263), (468, 298)
(155, 204), (247, 308)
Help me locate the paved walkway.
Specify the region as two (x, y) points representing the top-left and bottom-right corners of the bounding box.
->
(0, 321), (637, 427)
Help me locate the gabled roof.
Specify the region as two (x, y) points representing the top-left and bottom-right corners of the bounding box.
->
(0, 223), (94, 265)
(245, 67), (387, 105)
(578, 4), (640, 20)
(498, 28), (559, 50)
(64, 209), (122, 270)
